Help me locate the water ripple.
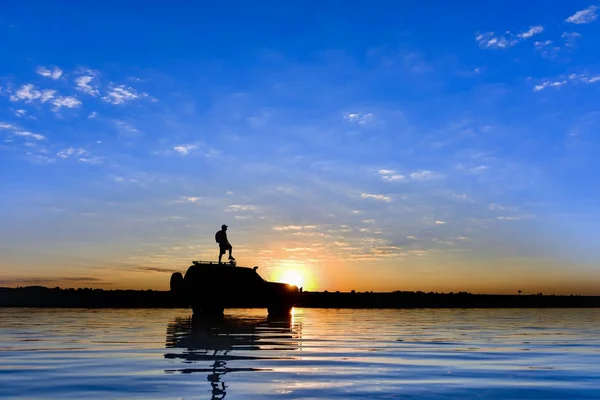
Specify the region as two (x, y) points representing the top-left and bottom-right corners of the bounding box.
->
(1, 308), (600, 399)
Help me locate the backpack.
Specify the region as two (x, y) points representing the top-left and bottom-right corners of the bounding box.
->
(215, 230), (223, 243)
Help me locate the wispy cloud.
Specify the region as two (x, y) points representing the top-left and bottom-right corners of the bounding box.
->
(75, 75), (99, 96)
(9, 84), (56, 103)
(14, 131), (45, 141)
(102, 84), (149, 105)
(361, 193), (392, 202)
(0, 122), (16, 130)
(533, 73), (600, 91)
(78, 157), (103, 164)
(476, 25), (544, 49)
(51, 96), (81, 110)
(562, 32), (582, 47)
(114, 120), (139, 134)
(378, 169), (405, 182)
(409, 170), (442, 180)
(36, 66), (63, 80)
(173, 144), (196, 155)
(57, 147), (87, 159)
(497, 216), (524, 221)
(181, 196), (201, 203)
(534, 40), (560, 59)
(226, 205), (259, 212)
(344, 112), (375, 125)
(517, 25), (544, 39)
(272, 225), (316, 231)
(565, 5), (598, 24)
(0, 123), (45, 141)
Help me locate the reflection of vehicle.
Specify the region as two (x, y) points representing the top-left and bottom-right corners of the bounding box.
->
(164, 314), (301, 399)
(170, 261), (299, 316)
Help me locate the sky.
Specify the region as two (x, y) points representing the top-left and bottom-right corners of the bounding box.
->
(1, 1), (600, 294)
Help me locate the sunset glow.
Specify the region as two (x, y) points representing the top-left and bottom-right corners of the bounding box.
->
(277, 270), (305, 289)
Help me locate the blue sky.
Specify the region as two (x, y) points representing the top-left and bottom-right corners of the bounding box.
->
(1, 1), (600, 293)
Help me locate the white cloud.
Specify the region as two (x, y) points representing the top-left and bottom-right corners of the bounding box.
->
(272, 225), (315, 231)
(115, 120), (138, 133)
(533, 80), (567, 91)
(75, 75), (99, 96)
(565, 6), (598, 24)
(9, 84), (55, 103)
(173, 144), (196, 155)
(0, 122), (16, 130)
(14, 109), (27, 117)
(409, 170), (441, 180)
(78, 157), (102, 164)
(102, 84), (148, 104)
(435, 220), (446, 225)
(14, 131), (45, 141)
(572, 73), (600, 83)
(36, 66), (63, 80)
(562, 32), (582, 47)
(88, 112), (97, 119)
(534, 40), (561, 59)
(40, 90), (57, 103)
(476, 32), (518, 49)
(226, 204), (259, 212)
(344, 112), (375, 125)
(476, 25), (544, 49)
(181, 196), (200, 203)
(57, 147), (87, 158)
(52, 96), (81, 109)
(382, 174), (404, 181)
(533, 73), (600, 91)
(361, 193), (392, 202)
(378, 169), (405, 181)
(517, 25), (544, 39)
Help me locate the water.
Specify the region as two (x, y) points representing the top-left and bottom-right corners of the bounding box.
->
(1, 308), (600, 399)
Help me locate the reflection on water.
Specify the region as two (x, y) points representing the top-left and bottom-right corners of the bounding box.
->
(164, 313), (302, 398)
(1, 308), (600, 399)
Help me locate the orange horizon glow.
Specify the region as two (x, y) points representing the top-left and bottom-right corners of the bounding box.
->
(2, 255), (600, 296)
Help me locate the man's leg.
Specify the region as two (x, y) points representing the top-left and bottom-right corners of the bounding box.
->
(228, 244), (234, 260)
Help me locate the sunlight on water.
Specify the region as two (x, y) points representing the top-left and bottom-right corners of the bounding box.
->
(1, 308), (600, 399)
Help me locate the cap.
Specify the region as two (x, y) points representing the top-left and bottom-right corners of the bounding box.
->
(221, 224), (228, 229)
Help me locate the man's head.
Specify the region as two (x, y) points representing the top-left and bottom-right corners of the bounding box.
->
(221, 224), (228, 231)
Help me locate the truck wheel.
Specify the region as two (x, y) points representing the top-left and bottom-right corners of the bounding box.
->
(193, 305), (224, 316)
(268, 305), (293, 317)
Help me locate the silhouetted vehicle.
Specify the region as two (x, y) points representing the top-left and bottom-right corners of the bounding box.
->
(170, 261), (299, 316)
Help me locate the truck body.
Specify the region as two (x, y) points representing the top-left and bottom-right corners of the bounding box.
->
(170, 261), (299, 316)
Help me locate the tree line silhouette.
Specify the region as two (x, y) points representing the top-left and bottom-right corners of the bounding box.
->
(1, 286), (599, 308)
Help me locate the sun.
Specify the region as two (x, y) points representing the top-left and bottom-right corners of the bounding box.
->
(278, 270), (305, 288)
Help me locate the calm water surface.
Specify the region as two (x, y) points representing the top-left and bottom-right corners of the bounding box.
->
(1, 308), (600, 399)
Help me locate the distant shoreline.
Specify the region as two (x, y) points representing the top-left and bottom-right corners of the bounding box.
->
(2, 286), (600, 309)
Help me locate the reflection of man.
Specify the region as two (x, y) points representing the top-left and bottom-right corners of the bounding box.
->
(215, 224), (235, 264)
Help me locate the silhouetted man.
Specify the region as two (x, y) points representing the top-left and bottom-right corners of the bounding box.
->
(215, 224), (235, 264)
